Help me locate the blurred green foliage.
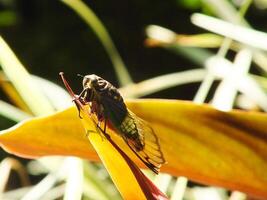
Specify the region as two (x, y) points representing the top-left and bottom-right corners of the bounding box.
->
(177, 0), (202, 9)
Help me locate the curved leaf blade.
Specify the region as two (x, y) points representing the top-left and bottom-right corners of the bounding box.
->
(0, 99), (266, 198)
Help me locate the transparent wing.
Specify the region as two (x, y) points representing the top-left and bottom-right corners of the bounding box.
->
(121, 110), (166, 174)
(98, 90), (165, 174)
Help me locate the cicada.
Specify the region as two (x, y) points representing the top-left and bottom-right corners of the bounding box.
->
(78, 74), (165, 174)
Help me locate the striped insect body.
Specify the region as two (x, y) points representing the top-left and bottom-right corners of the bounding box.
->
(79, 74), (165, 174)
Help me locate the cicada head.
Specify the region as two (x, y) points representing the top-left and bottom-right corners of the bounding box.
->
(82, 74), (101, 89)
(81, 74), (108, 103)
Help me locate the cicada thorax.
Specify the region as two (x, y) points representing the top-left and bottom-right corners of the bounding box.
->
(81, 75), (126, 122)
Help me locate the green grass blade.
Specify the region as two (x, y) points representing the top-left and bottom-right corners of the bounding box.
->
(0, 100), (31, 122)
(83, 163), (119, 200)
(0, 36), (54, 116)
(191, 14), (267, 51)
(212, 49), (252, 111)
(119, 69), (208, 98)
(170, 177), (187, 200)
(146, 25), (214, 65)
(32, 75), (71, 110)
(60, 0), (132, 86)
(63, 158), (83, 200)
(201, 0), (247, 25)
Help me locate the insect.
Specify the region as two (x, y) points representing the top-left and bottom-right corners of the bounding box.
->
(78, 74), (165, 174)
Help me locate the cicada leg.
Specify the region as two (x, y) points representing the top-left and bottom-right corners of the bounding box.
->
(94, 118), (110, 140)
(74, 89), (88, 119)
(78, 88), (87, 99)
(84, 120), (103, 139)
(72, 95), (83, 119)
(103, 119), (107, 134)
(85, 130), (95, 137)
(103, 119), (110, 139)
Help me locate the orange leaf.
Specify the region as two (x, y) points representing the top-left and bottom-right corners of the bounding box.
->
(0, 99), (267, 198)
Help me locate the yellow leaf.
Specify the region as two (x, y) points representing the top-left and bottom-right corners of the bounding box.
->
(58, 72), (168, 199)
(0, 106), (97, 160)
(0, 99), (267, 198)
(80, 109), (167, 199)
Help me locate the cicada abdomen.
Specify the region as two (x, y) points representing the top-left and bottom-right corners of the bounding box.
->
(79, 74), (165, 174)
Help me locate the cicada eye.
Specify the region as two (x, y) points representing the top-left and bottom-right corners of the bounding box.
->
(82, 77), (90, 88)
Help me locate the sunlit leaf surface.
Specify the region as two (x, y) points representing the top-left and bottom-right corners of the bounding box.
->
(80, 108), (167, 199)
(0, 99), (267, 198)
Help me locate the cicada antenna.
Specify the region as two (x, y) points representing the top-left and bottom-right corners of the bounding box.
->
(77, 74), (84, 78)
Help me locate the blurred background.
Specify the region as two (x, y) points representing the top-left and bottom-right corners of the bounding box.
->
(1, 0), (267, 98)
(0, 0), (223, 98)
(1, 0), (267, 199)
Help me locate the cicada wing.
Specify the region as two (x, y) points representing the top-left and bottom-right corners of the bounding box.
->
(99, 90), (128, 127)
(122, 110), (166, 174)
(98, 91), (165, 173)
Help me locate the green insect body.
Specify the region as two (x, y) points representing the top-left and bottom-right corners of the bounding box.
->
(79, 74), (165, 174)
